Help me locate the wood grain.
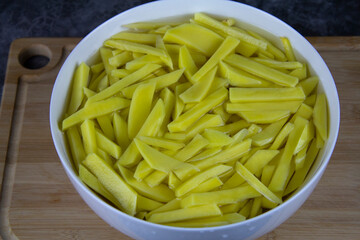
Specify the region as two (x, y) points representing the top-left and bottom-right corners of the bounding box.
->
(0, 37), (359, 240)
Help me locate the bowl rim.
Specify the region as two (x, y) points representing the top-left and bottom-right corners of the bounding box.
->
(50, 0), (340, 232)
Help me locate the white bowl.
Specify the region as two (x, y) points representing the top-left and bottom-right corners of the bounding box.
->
(50, 0), (340, 239)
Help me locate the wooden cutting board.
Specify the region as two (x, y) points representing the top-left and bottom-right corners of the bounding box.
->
(0, 37), (359, 240)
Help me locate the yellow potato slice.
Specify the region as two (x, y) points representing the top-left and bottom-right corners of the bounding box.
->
(174, 139), (251, 180)
(66, 126), (85, 172)
(80, 119), (97, 155)
(165, 43), (208, 68)
(280, 37), (296, 61)
(229, 87), (305, 103)
(135, 211), (147, 220)
(211, 120), (250, 135)
(236, 162), (282, 204)
(97, 114), (115, 141)
(224, 54), (298, 87)
(172, 82), (190, 120)
(83, 87), (96, 99)
(175, 164), (232, 197)
(87, 63), (161, 104)
(191, 36), (240, 83)
(247, 30), (286, 61)
(96, 74), (109, 91)
(151, 24), (172, 34)
(138, 136), (185, 151)
(100, 47), (117, 84)
(187, 147), (222, 162)
(163, 23), (224, 57)
(164, 132), (187, 142)
(109, 51), (132, 68)
(67, 62), (90, 115)
(251, 118), (288, 146)
(299, 76), (319, 96)
(226, 101), (302, 114)
(137, 195), (164, 212)
(128, 82), (156, 139)
(165, 213), (245, 227)
(284, 140), (320, 195)
(144, 170), (168, 187)
(222, 149), (278, 190)
(146, 198), (181, 220)
(294, 120), (314, 154)
(116, 99), (165, 167)
(156, 35), (174, 69)
(268, 116), (309, 192)
(194, 13), (267, 50)
(238, 110), (290, 124)
(219, 61), (273, 87)
(252, 57), (303, 69)
(173, 134), (209, 161)
(202, 129), (234, 148)
(110, 68), (131, 79)
(313, 93), (328, 141)
(121, 69), (183, 99)
(113, 113), (130, 150)
(304, 93), (317, 107)
(123, 21), (182, 30)
(134, 160), (154, 182)
(260, 165), (276, 187)
(184, 114), (224, 140)
(290, 103), (313, 122)
(79, 164), (122, 209)
(239, 200), (252, 219)
(294, 142), (308, 170)
(213, 104), (231, 122)
(208, 76), (229, 94)
(125, 55), (163, 71)
(88, 71), (106, 91)
(95, 129), (122, 159)
(235, 40), (258, 57)
(290, 62), (307, 80)
(134, 138), (197, 173)
(158, 88), (176, 136)
(180, 67), (217, 103)
(104, 39), (166, 58)
(189, 176), (223, 194)
(118, 165), (174, 202)
(316, 129), (325, 148)
(243, 150), (280, 177)
(194, 139), (252, 172)
(90, 62), (104, 74)
(168, 87), (228, 132)
(269, 122), (294, 150)
(245, 124), (262, 139)
(111, 32), (159, 44)
(83, 153), (137, 215)
(181, 185), (260, 208)
(168, 172), (181, 190)
(249, 197), (262, 218)
(229, 129), (249, 147)
(220, 201), (247, 214)
(178, 45), (198, 82)
(148, 204), (222, 224)
(97, 149), (113, 166)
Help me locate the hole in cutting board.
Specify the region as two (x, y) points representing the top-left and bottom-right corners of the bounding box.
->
(18, 44), (52, 69)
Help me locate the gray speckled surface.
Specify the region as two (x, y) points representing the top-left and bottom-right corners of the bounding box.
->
(1, 0), (359, 102)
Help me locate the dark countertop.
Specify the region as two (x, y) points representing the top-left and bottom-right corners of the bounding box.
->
(1, 0), (359, 102)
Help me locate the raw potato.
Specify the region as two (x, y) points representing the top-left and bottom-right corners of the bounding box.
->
(61, 12), (328, 226)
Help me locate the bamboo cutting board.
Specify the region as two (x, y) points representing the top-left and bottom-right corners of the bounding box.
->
(0, 37), (359, 240)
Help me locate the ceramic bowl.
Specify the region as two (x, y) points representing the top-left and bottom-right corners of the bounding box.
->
(50, 0), (340, 239)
